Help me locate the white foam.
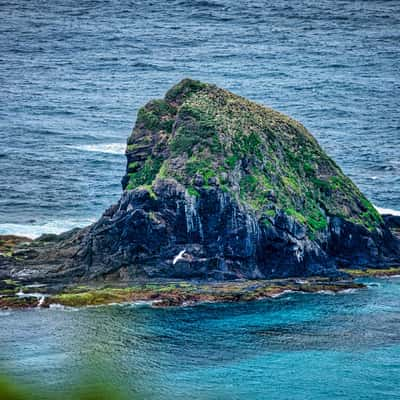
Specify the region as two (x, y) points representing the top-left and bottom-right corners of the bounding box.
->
(49, 303), (66, 310)
(338, 288), (359, 294)
(374, 206), (400, 216)
(269, 289), (294, 298)
(0, 218), (96, 239)
(17, 291), (45, 299)
(124, 300), (155, 307)
(49, 303), (79, 311)
(316, 290), (335, 295)
(72, 143), (126, 154)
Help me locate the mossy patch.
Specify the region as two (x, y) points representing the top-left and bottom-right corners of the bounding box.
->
(0, 235), (32, 257)
(340, 267), (400, 277)
(165, 78), (208, 104)
(126, 157), (163, 190)
(187, 187), (200, 197)
(51, 289), (132, 307)
(136, 99), (176, 133)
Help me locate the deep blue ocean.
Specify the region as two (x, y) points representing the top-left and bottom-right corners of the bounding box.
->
(0, 1), (400, 399)
(0, 0), (399, 236)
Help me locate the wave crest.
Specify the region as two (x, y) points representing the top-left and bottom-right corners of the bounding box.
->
(72, 143), (126, 155)
(374, 206), (400, 216)
(0, 218), (96, 239)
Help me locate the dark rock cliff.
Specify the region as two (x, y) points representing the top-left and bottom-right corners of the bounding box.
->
(2, 79), (400, 283)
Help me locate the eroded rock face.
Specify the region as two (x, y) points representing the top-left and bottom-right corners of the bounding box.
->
(52, 180), (329, 281)
(1, 79), (400, 283)
(64, 179), (397, 282)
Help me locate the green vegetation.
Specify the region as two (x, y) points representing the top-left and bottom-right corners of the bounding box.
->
(136, 107), (160, 131)
(169, 127), (199, 156)
(306, 207), (328, 231)
(127, 161), (139, 171)
(126, 157), (163, 190)
(285, 208), (307, 224)
(165, 78), (207, 103)
(136, 99), (176, 133)
(139, 185), (157, 199)
(52, 288), (134, 307)
(231, 131), (263, 160)
(185, 157), (209, 176)
(155, 161), (168, 180)
(340, 267), (400, 277)
(126, 143), (138, 152)
(0, 236), (32, 257)
(123, 78), (382, 234)
(169, 103), (222, 156)
(225, 154), (238, 169)
(187, 187), (200, 198)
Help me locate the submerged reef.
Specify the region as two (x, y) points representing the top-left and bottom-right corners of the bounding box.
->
(1, 79), (400, 290)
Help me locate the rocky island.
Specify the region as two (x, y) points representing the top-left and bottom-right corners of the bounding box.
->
(1, 79), (400, 308)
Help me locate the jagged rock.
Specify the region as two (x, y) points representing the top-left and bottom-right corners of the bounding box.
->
(1, 79), (400, 283)
(383, 214), (400, 234)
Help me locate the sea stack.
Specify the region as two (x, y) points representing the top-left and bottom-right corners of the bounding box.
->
(2, 79), (400, 283)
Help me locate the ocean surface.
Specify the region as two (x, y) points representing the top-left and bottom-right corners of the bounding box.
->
(1, 278), (400, 399)
(1, 1), (400, 399)
(0, 0), (399, 237)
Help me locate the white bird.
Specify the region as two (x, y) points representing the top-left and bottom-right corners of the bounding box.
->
(173, 249), (186, 265)
(37, 296), (45, 308)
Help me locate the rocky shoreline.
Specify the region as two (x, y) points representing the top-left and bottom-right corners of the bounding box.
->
(2, 268), (400, 310)
(2, 231), (399, 310)
(0, 276), (368, 309)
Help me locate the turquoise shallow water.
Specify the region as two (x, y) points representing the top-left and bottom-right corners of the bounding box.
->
(1, 278), (399, 399)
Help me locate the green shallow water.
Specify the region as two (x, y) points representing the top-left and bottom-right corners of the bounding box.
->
(1, 278), (400, 399)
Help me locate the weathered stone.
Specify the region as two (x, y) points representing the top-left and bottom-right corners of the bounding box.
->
(1, 79), (399, 284)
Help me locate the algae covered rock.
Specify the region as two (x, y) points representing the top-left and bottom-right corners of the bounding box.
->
(73, 79), (399, 281)
(123, 79), (380, 232)
(2, 79), (400, 283)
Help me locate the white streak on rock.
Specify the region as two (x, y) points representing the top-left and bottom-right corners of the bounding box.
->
(184, 193), (203, 240)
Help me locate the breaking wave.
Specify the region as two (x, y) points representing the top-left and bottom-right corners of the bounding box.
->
(72, 143), (126, 155)
(0, 218), (97, 239)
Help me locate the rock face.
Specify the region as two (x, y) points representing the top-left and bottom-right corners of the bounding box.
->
(2, 79), (400, 283)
